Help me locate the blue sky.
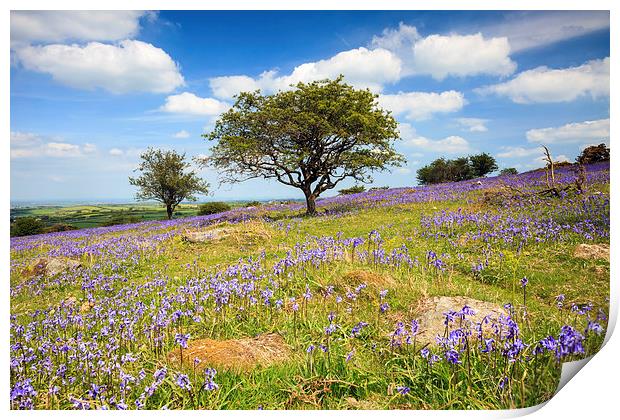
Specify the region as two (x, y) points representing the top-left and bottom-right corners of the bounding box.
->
(10, 10), (610, 202)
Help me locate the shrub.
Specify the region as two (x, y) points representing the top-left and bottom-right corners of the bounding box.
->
(417, 153), (498, 185)
(500, 168), (519, 176)
(11, 217), (45, 237)
(338, 185), (366, 195)
(245, 201), (262, 207)
(43, 223), (78, 233)
(99, 215), (141, 227)
(198, 202), (231, 215)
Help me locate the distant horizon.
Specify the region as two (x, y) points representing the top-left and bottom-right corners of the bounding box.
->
(9, 196), (309, 208)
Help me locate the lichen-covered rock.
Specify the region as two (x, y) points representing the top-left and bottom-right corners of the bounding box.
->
(182, 228), (230, 243)
(413, 296), (507, 346)
(21, 257), (82, 279)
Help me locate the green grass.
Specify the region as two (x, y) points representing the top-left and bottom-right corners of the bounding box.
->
(9, 184), (609, 410)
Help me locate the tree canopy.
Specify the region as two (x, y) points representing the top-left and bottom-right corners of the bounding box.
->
(469, 152), (499, 177)
(416, 153), (498, 185)
(500, 167), (519, 176)
(11, 217), (45, 237)
(129, 148), (209, 219)
(201, 76), (405, 215)
(576, 143), (610, 164)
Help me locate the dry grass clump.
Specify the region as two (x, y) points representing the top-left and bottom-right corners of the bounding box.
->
(573, 243), (610, 261)
(167, 333), (291, 371)
(341, 270), (395, 289)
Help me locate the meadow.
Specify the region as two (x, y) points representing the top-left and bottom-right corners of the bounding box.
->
(11, 203), (205, 229)
(9, 163), (610, 410)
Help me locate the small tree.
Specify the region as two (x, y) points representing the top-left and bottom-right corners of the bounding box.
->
(11, 217), (45, 237)
(469, 152), (498, 177)
(202, 76), (405, 215)
(129, 148), (209, 220)
(500, 167), (518, 176)
(577, 143), (610, 164)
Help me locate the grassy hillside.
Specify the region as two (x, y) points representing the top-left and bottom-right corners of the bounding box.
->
(9, 163), (610, 410)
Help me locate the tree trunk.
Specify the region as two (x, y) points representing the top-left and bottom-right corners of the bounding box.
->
(166, 204), (173, 220)
(304, 193), (317, 216)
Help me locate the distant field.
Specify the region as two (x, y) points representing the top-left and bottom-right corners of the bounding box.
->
(9, 202), (252, 229)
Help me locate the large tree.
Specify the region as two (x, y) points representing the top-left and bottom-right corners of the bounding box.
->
(129, 148), (209, 219)
(201, 76), (405, 215)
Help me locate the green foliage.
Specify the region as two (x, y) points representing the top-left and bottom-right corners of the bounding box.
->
(416, 153), (498, 185)
(202, 76), (405, 215)
(338, 185), (366, 195)
(469, 152), (498, 177)
(245, 201), (262, 207)
(129, 148), (209, 219)
(10, 216), (45, 237)
(198, 202), (232, 215)
(99, 215), (141, 227)
(577, 143), (610, 164)
(43, 223), (78, 233)
(500, 167), (519, 176)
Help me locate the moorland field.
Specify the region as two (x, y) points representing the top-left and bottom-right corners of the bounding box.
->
(10, 163), (610, 410)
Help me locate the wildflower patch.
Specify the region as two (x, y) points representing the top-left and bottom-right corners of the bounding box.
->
(167, 333), (291, 371)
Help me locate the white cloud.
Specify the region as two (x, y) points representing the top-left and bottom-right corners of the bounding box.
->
(371, 22), (421, 52)
(10, 131), (96, 159)
(173, 130), (191, 139)
(15, 40), (185, 94)
(45, 143), (82, 157)
(11, 11), (149, 46)
(526, 119), (610, 144)
(395, 167), (412, 174)
(534, 153), (573, 165)
(372, 24), (516, 79)
(83, 143), (97, 154)
(477, 57), (609, 103)
(210, 75), (261, 99)
(399, 123), (471, 154)
(160, 92), (230, 116)
(379, 91), (465, 120)
(409, 33), (516, 80)
(483, 11), (609, 53)
(497, 146), (541, 158)
(209, 47), (401, 100)
(455, 118), (489, 132)
(207, 23), (517, 100)
(10, 131), (41, 147)
(109, 148), (124, 156)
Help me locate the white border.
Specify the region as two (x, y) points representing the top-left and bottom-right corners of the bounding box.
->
(3, 1), (616, 419)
